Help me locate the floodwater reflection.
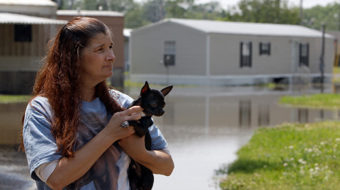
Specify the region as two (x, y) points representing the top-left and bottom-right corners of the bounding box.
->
(0, 85), (339, 190)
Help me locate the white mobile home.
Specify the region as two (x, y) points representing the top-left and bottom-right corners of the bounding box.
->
(129, 18), (335, 85)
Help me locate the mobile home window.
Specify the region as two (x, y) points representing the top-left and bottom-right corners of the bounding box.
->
(164, 41), (176, 67)
(14, 24), (32, 42)
(259, 42), (271, 55)
(299, 43), (309, 67)
(240, 42), (252, 68)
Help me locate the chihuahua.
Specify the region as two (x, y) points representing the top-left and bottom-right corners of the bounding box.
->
(126, 81), (172, 190)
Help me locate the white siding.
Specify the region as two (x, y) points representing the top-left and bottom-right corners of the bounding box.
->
(131, 22), (207, 76)
(209, 33), (334, 76)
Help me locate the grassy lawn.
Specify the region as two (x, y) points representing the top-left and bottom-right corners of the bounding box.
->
(279, 93), (340, 110)
(124, 79), (197, 89)
(220, 121), (340, 190)
(220, 93), (340, 189)
(0, 94), (31, 103)
(333, 67), (340, 83)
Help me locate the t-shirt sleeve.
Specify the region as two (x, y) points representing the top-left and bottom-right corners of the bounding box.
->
(148, 124), (168, 150)
(109, 89), (169, 150)
(23, 97), (62, 180)
(109, 89), (133, 109)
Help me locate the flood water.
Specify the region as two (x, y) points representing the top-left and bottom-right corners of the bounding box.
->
(0, 84), (339, 190)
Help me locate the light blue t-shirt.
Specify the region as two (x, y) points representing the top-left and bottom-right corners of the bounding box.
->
(23, 90), (168, 190)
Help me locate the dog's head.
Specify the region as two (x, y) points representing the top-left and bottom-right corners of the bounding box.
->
(139, 81), (172, 116)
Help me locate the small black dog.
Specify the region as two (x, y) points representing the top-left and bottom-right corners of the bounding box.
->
(126, 81), (172, 190)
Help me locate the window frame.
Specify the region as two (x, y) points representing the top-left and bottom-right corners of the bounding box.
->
(299, 43), (309, 67)
(14, 24), (32, 42)
(163, 40), (176, 67)
(240, 41), (252, 68)
(259, 42), (271, 56)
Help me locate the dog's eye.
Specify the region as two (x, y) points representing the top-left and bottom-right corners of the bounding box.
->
(150, 102), (158, 108)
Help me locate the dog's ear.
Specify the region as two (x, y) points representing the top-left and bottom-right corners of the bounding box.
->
(161, 85), (173, 97)
(141, 81), (150, 95)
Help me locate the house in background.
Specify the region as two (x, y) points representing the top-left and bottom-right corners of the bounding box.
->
(57, 10), (125, 88)
(124, 28), (132, 72)
(328, 31), (340, 67)
(0, 0), (126, 94)
(0, 0), (66, 94)
(129, 18), (335, 86)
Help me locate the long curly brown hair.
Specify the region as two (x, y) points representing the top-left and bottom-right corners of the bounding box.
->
(25, 17), (123, 158)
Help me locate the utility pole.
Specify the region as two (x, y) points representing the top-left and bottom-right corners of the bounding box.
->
(275, 0), (281, 23)
(106, 0), (111, 10)
(320, 24), (326, 93)
(338, 0), (340, 30)
(300, 0), (303, 24)
(69, 0), (75, 9)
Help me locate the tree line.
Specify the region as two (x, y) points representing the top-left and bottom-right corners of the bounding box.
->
(55, 0), (340, 31)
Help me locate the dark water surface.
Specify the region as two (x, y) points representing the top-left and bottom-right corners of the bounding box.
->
(0, 85), (338, 190)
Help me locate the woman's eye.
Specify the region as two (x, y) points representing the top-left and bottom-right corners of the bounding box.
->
(109, 45), (113, 49)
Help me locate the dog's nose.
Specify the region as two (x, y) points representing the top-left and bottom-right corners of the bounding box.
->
(155, 110), (164, 116)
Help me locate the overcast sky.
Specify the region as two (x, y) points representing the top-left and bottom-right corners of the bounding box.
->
(196, 0), (339, 9)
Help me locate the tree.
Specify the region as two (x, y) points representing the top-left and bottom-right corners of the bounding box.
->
(81, 0), (97, 10)
(143, 0), (166, 23)
(58, 0), (310, 29)
(109, 0), (136, 12)
(163, 0), (224, 20)
(125, 3), (151, 28)
(303, 3), (340, 31)
(164, 0), (187, 18)
(189, 1), (223, 20)
(224, 0), (300, 24)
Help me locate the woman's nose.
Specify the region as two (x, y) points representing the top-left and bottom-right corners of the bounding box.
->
(107, 50), (115, 62)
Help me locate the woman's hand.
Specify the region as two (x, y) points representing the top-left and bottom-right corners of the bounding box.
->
(105, 106), (143, 141)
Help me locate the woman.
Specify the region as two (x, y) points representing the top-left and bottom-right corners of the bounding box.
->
(22, 17), (174, 190)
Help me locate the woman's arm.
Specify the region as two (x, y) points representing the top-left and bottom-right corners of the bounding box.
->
(46, 106), (142, 190)
(118, 135), (174, 176)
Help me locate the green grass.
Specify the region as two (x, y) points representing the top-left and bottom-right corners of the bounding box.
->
(333, 67), (340, 74)
(124, 80), (145, 88)
(0, 94), (31, 103)
(220, 121), (340, 190)
(333, 77), (340, 83)
(124, 79), (198, 89)
(279, 93), (340, 110)
(333, 67), (340, 82)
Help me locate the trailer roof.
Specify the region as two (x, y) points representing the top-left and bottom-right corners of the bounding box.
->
(0, 0), (56, 6)
(57, 10), (123, 17)
(144, 18), (333, 38)
(0, 12), (66, 25)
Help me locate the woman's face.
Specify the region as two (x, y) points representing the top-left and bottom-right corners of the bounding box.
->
(79, 32), (115, 85)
